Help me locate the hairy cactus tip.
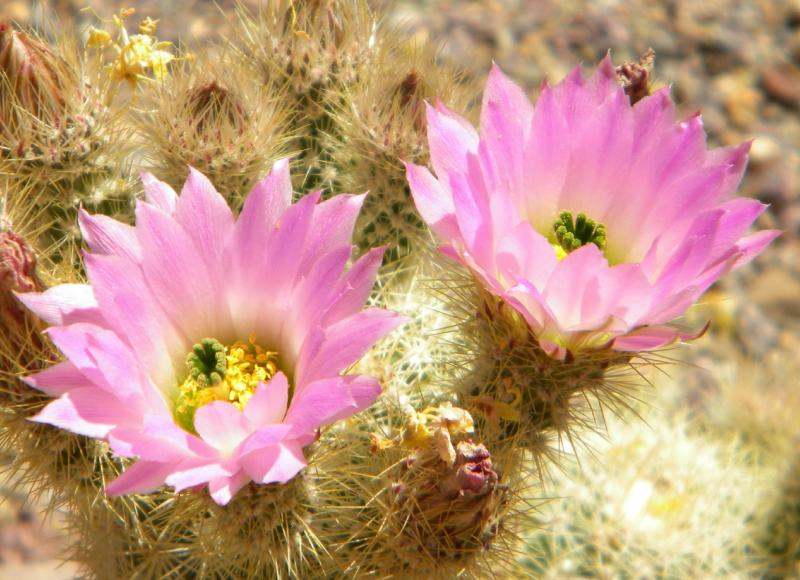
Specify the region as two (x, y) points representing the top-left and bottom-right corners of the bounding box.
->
(405, 54), (779, 361)
(15, 158), (406, 505)
(0, 22), (67, 126)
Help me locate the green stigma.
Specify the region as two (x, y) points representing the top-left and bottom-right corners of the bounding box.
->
(552, 211), (607, 255)
(186, 338), (227, 386)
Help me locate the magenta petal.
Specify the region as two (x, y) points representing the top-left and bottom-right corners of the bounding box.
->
(208, 470), (251, 505)
(165, 461), (234, 493)
(613, 326), (680, 351)
(705, 141), (750, 198)
(16, 284), (99, 326)
(284, 375), (381, 445)
(299, 309), (407, 384)
(543, 244), (608, 326)
(538, 337), (568, 361)
(243, 374), (290, 426)
(237, 424), (293, 457)
(193, 401), (251, 455)
(84, 253), (184, 384)
(106, 460), (175, 496)
(733, 229), (781, 268)
(236, 157), (292, 250)
(140, 172), (178, 215)
(264, 190), (321, 287)
(480, 63), (533, 194)
(560, 90), (633, 219)
(652, 208), (723, 295)
(46, 324), (161, 412)
(496, 223), (557, 290)
(23, 361), (88, 397)
(108, 416), (215, 461)
(78, 210), (140, 262)
(710, 198), (770, 261)
(632, 87), (676, 150)
(301, 193), (366, 271)
(135, 201), (219, 339)
(588, 53), (619, 100)
(288, 247), (354, 354)
(321, 246), (384, 325)
(426, 101), (479, 179)
(405, 162), (459, 242)
(31, 388), (134, 438)
(175, 167), (235, 274)
(521, 83), (568, 230)
(239, 440), (306, 484)
(449, 167), (494, 266)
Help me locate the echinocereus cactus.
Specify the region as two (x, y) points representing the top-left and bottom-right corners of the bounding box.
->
(406, 55), (779, 360)
(16, 159), (405, 504)
(0, 4), (784, 578)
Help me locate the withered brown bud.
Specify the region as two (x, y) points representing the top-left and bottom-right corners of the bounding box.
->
(442, 441), (497, 496)
(0, 229), (47, 393)
(0, 23), (67, 124)
(389, 437), (506, 565)
(0, 230), (41, 295)
(185, 80), (247, 134)
(616, 48), (655, 105)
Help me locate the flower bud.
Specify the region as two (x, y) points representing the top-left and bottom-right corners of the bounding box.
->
(185, 80), (247, 135)
(0, 23), (67, 126)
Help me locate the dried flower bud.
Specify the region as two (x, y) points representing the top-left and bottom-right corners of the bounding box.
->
(0, 23), (67, 125)
(387, 434), (506, 568)
(616, 48), (656, 105)
(0, 229), (41, 295)
(441, 441), (497, 496)
(1, 229), (46, 393)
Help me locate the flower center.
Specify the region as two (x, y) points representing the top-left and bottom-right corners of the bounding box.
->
(174, 336), (280, 433)
(550, 211), (606, 259)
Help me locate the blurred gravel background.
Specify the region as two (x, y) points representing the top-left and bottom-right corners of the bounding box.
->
(1, 0), (798, 577)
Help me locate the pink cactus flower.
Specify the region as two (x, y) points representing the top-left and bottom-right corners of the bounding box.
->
(18, 159), (406, 505)
(406, 56), (779, 360)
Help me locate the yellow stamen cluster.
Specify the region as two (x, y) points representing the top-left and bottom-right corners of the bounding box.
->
(224, 339), (280, 409)
(174, 335), (280, 433)
(86, 8), (174, 90)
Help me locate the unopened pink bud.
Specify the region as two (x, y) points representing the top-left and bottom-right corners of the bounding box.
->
(0, 23), (66, 124)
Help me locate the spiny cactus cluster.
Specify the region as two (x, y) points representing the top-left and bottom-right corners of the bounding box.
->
(519, 398), (774, 577)
(0, 21), (136, 275)
(0, 2), (780, 579)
